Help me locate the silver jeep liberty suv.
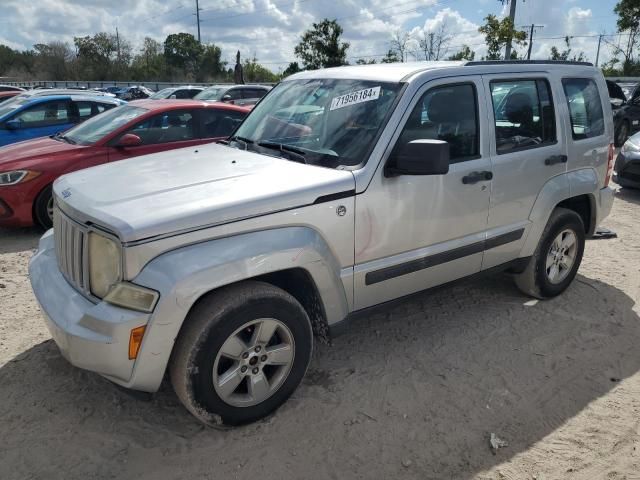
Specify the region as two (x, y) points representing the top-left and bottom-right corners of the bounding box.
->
(30, 60), (615, 425)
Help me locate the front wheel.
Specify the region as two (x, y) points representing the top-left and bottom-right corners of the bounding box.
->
(34, 185), (54, 229)
(514, 207), (585, 299)
(170, 281), (313, 426)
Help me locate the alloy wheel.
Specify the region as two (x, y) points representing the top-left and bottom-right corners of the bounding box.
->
(212, 318), (295, 407)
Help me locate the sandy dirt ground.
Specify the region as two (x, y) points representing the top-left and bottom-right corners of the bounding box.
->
(1, 186), (640, 480)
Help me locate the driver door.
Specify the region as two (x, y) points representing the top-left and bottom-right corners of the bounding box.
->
(353, 77), (493, 310)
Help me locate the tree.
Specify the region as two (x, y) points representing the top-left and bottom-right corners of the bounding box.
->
(197, 44), (226, 81)
(282, 61), (302, 77)
(294, 19), (349, 69)
(390, 30), (412, 62)
(417, 23), (452, 61)
(242, 55), (279, 83)
(548, 36), (586, 62)
(356, 58), (377, 64)
(613, 0), (640, 74)
(448, 45), (476, 61)
(131, 37), (167, 80)
(478, 14), (527, 60)
(33, 42), (73, 79)
(381, 49), (401, 63)
(164, 33), (203, 77)
(74, 32), (121, 79)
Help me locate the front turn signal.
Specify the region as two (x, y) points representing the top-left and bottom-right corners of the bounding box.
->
(128, 326), (146, 360)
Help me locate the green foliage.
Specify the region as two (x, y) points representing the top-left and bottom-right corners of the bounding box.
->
(198, 44), (226, 82)
(478, 14), (527, 60)
(294, 19), (350, 69)
(613, 0), (640, 74)
(380, 49), (401, 63)
(242, 55), (279, 83)
(282, 62), (302, 78)
(164, 33), (203, 78)
(548, 36), (586, 62)
(447, 45), (476, 61)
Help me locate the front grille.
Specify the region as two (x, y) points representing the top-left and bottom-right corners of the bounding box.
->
(53, 207), (88, 293)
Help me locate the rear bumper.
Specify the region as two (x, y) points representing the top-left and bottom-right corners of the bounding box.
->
(29, 230), (153, 389)
(595, 186), (615, 229)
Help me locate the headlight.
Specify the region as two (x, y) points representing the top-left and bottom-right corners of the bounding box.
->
(622, 140), (640, 154)
(104, 283), (159, 313)
(88, 231), (121, 298)
(0, 170), (40, 186)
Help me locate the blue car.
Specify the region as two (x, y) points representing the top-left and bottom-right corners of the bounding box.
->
(0, 94), (125, 147)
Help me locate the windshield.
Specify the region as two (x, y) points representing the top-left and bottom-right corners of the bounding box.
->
(64, 105), (148, 145)
(194, 87), (226, 101)
(0, 97), (29, 116)
(230, 79), (403, 168)
(149, 88), (175, 99)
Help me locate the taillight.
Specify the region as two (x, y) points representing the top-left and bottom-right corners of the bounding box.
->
(605, 143), (615, 187)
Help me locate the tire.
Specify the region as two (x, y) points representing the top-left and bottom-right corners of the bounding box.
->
(615, 120), (629, 148)
(33, 185), (54, 230)
(169, 281), (313, 426)
(514, 207), (585, 299)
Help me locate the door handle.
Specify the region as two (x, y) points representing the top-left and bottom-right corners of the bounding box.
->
(545, 154), (568, 166)
(462, 171), (493, 184)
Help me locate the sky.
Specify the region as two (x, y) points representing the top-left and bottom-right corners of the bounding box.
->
(0, 0), (624, 72)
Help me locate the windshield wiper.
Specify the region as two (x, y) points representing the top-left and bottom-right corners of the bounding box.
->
(257, 141), (307, 164)
(52, 132), (76, 144)
(228, 135), (254, 150)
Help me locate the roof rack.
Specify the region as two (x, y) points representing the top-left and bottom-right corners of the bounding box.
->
(465, 60), (594, 67)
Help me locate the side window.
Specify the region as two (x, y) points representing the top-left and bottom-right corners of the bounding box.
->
(13, 101), (70, 127)
(562, 78), (605, 140)
(396, 83), (479, 162)
(242, 88), (266, 99)
(74, 101), (110, 120)
(224, 89), (242, 101)
(200, 109), (246, 138)
(490, 79), (556, 154)
(123, 110), (196, 145)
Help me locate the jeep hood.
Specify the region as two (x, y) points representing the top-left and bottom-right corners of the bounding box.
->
(53, 142), (355, 243)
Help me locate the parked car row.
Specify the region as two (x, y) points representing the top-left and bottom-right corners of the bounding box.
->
(607, 79), (640, 147)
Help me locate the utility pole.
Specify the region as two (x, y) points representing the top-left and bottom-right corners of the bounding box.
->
(504, 0), (517, 60)
(595, 34), (603, 67)
(526, 24), (544, 60)
(195, 0), (202, 43)
(116, 25), (121, 63)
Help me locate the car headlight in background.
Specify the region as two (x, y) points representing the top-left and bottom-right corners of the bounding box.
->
(621, 140), (640, 155)
(0, 170), (40, 186)
(88, 231), (122, 298)
(88, 231), (159, 312)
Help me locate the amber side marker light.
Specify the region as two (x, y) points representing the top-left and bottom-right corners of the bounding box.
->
(129, 326), (146, 360)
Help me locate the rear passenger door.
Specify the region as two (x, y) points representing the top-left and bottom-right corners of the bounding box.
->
(197, 108), (246, 140)
(482, 75), (567, 269)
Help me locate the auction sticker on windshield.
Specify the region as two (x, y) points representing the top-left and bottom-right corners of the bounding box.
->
(330, 86), (381, 111)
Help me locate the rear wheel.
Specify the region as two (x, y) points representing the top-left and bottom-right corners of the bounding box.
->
(33, 185), (53, 229)
(170, 281), (313, 426)
(514, 207), (585, 299)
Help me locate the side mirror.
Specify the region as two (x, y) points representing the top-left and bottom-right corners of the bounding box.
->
(5, 119), (21, 130)
(385, 139), (450, 177)
(116, 133), (142, 148)
(222, 94), (233, 103)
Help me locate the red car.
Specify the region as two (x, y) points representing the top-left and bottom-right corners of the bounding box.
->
(0, 100), (250, 228)
(0, 91), (20, 104)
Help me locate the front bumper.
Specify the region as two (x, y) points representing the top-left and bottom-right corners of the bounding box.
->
(614, 151), (640, 189)
(29, 230), (152, 388)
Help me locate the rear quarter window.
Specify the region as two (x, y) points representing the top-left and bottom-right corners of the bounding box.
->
(562, 78), (605, 140)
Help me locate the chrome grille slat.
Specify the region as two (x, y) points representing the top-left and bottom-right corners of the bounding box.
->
(54, 207), (88, 294)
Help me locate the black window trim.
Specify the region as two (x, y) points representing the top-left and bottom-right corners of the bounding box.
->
(489, 76), (559, 155)
(561, 76), (606, 142)
(390, 80), (482, 165)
